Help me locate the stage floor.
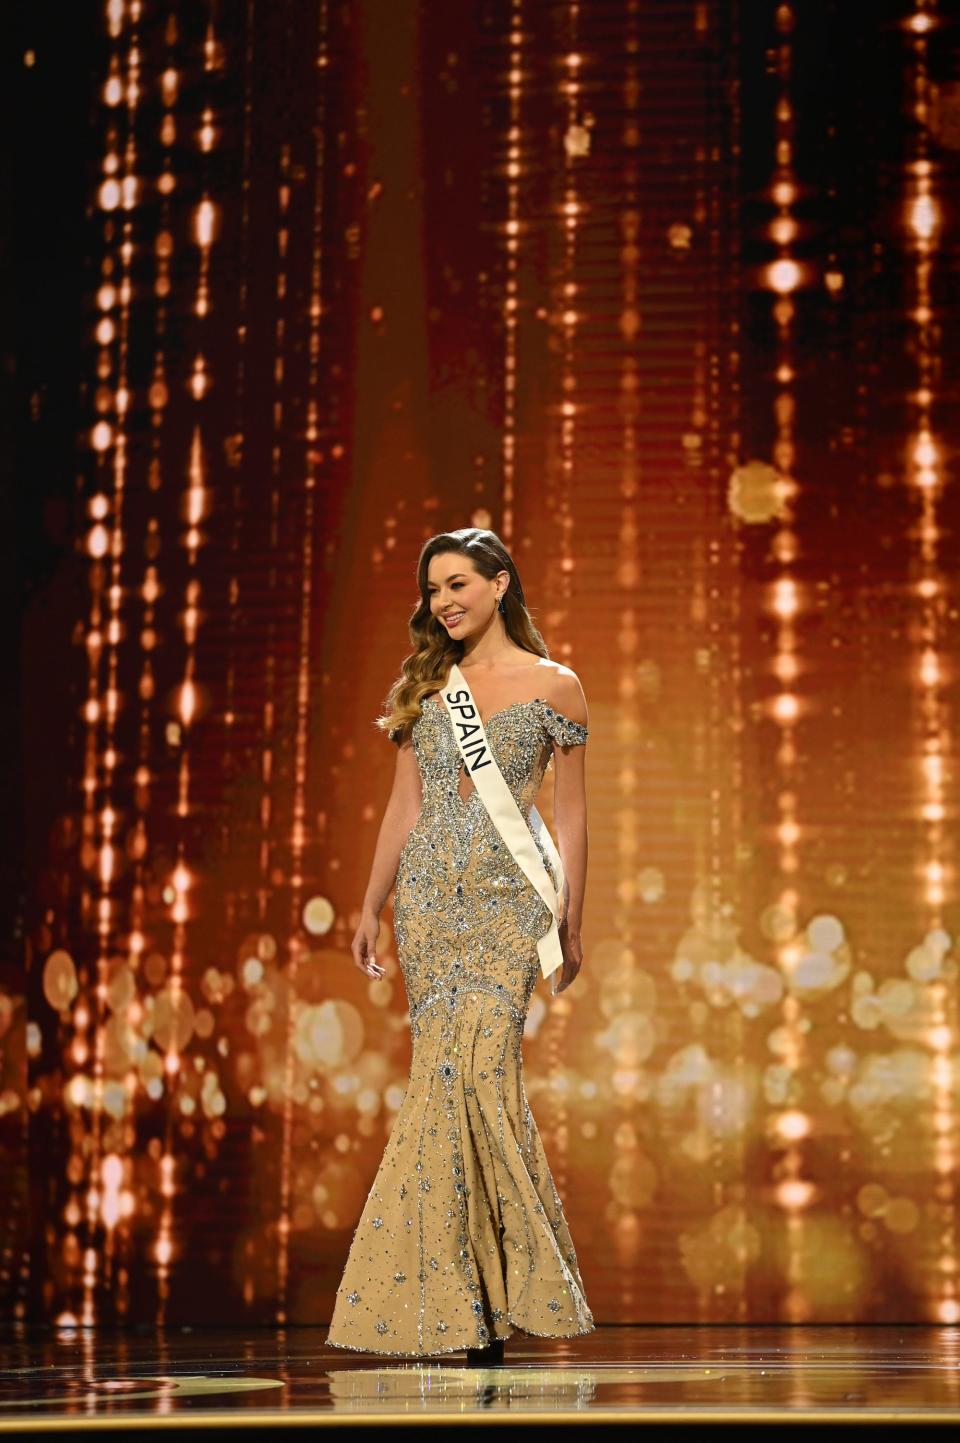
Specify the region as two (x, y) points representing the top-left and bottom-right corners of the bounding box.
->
(0, 1324), (958, 1431)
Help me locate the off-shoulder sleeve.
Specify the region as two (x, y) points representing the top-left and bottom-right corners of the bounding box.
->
(542, 704), (589, 748)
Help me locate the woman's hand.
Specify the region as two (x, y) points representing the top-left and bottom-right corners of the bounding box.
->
(352, 909), (385, 979)
(553, 917), (583, 993)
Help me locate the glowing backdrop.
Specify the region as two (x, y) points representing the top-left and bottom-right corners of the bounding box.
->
(8, 0), (960, 1326)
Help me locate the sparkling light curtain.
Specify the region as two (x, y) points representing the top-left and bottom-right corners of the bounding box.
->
(9, 0), (960, 1327)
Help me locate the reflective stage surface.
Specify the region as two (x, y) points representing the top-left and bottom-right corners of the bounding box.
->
(0, 1325), (959, 1429)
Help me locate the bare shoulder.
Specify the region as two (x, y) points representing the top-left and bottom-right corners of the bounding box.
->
(541, 661), (588, 726)
(390, 728), (423, 807)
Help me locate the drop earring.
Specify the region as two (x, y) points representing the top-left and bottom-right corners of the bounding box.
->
(498, 592), (506, 614)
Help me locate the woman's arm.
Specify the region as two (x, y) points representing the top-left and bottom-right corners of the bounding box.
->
(549, 670), (589, 933)
(362, 735), (423, 917)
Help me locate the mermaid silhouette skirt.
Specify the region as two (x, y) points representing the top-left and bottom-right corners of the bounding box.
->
(326, 699), (594, 1355)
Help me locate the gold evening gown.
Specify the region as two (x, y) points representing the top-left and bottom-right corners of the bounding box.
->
(326, 694), (595, 1356)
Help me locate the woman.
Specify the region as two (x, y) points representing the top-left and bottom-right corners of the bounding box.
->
(326, 527), (594, 1364)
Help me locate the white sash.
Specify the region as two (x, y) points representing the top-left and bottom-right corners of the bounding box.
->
(440, 662), (566, 988)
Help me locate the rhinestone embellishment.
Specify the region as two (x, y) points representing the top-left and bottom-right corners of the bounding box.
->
(325, 695), (593, 1356)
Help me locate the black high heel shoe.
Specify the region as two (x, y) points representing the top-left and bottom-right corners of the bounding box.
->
(465, 1336), (505, 1367)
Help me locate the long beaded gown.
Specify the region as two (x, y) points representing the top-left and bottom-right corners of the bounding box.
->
(326, 693), (595, 1356)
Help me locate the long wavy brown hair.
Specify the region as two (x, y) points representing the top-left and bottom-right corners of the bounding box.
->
(378, 528), (550, 746)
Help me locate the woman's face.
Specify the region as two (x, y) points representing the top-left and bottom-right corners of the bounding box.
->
(426, 554), (503, 638)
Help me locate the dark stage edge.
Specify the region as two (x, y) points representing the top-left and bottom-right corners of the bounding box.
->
(0, 1324), (958, 1432)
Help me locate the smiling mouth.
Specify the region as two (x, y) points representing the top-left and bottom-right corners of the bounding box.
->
(444, 612), (465, 626)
